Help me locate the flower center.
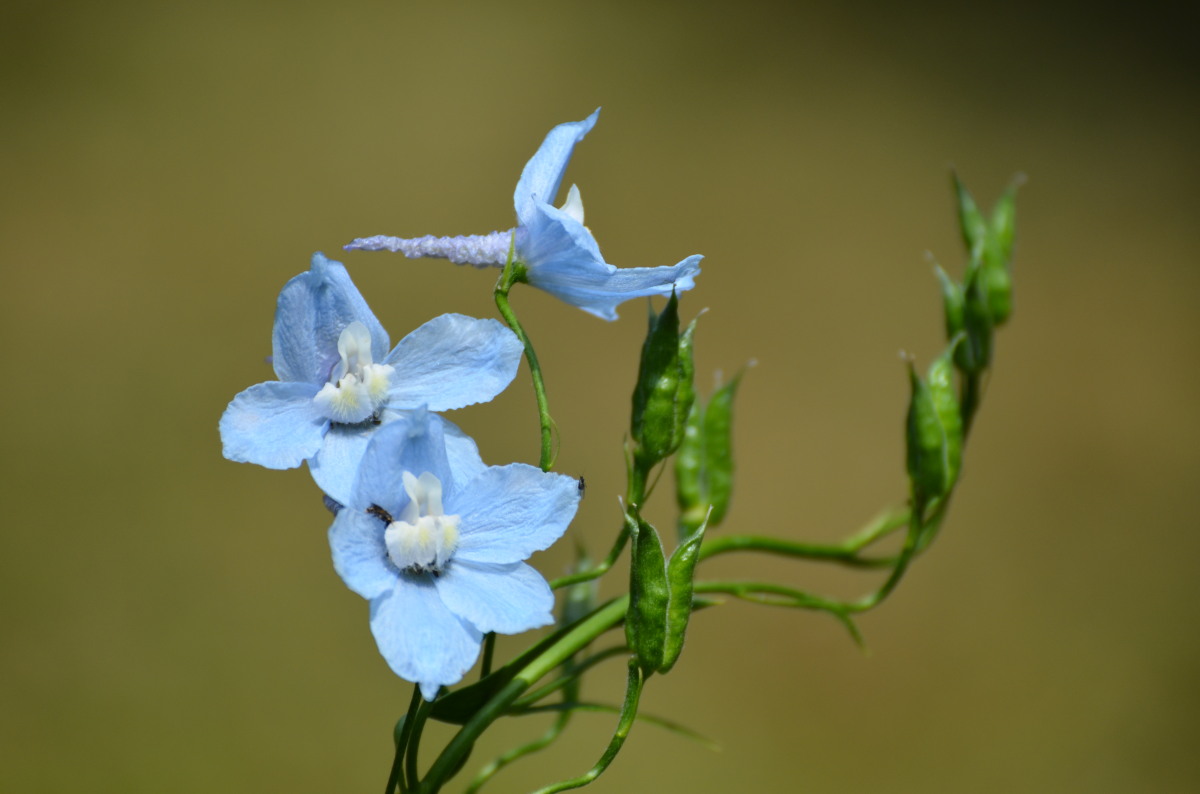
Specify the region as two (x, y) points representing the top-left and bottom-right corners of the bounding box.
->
(383, 472), (460, 574)
(312, 321), (394, 423)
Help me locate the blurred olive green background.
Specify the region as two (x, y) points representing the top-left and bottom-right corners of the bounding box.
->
(3, 1), (1198, 791)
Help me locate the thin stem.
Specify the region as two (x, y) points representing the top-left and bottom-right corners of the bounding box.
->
(386, 685), (423, 794)
(960, 370), (983, 439)
(529, 659), (646, 794)
(697, 505), (911, 567)
(848, 505), (924, 612)
(513, 646), (629, 709)
(480, 633), (496, 679)
(494, 256), (555, 472)
(405, 698), (434, 792)
(465, 712), (572, 793)
(550, 522), (631, 590)
(418, 597), (630, 793)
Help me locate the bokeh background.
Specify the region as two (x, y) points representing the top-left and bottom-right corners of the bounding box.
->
(3, 1), (1198, 791)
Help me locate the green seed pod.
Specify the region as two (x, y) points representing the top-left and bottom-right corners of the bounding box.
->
(661, 513), (709, 673)
(953, 266), (994, 375)
(934, 264), (965, 343)
(905, 358), (952, 512)
(952, 171), (988, 262)
(630, 293), (698, 470)
(926, 343), (963, 492)
(625, 512), (669, 672)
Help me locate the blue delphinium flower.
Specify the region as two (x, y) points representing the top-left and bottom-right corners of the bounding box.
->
(345, 110), (703, 321)
(329, 410), (580, 700)
(219, 252), (523, 504)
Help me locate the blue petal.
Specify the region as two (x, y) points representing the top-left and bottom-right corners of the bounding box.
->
(309, 420), (378, 508)
(369, 574), (482, 700)
(219, 381), (327, 469)
(272, 252), (390, 385)
(435, 560), (555, 635)
(311, 412), (484, 508)
(513, 110), (600, 227)
(530, 250), (703, 321)
(451, 464), (580, 565)
(516, 203), (608, 276)
(384, 315), (523, 411)
(329, 509), (395, 599)
(350, 411), (454, 515)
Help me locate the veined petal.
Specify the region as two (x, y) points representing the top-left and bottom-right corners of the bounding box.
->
(370, 575), (482, 701)
(309, 421), (376, 508)
(329, 509), (395, 599)
(530, 251), (703, 321)
(384, 315), (523, 411)
(514, 109), (601, 227)
(310, 412), (485, 508)
(350, 412), (453, 515)
(219, 381), (326, 469)
(452, 464), (581, 565)
(272, 252), (389, 385)
(517, 202), (608, 276)
(435, 560), (555, 635)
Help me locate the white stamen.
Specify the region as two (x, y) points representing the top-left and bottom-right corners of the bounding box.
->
(561, 184), (585, 225)
(384, 472), (460, 573)
(312, 321), (395, 423)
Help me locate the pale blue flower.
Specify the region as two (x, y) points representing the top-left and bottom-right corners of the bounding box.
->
(219, 252), (523, 504)
(345, 110), (703, 320)
(329, 410), (580, 699)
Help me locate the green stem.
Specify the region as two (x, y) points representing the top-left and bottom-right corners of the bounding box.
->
(513, 646), (629, 709)
(698, 535), (896, 567)
(529, 659), (646, 794)
(697, 505), (911, 567)
(405, 697), (434, 792)
(480, 633), (496, 679)
(387, 685), (423, 794)
(550, 522), (631, 590)
(960, 371), (982, 439)
(418, 597), (630, 793)
(494, 256), (555, 472)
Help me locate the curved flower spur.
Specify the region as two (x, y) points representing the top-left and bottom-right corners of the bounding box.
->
(345, 110), (703, 320)
(328, 409), (581, 699)
(219, 252), (524, 504)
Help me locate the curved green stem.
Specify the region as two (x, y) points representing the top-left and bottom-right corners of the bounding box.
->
(530, 659), (646, 794)
(494, 255), (555, 472)
(418, 597), (630, 793)
(387, 685), (423, 794)
(550, 522), (631, 590)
